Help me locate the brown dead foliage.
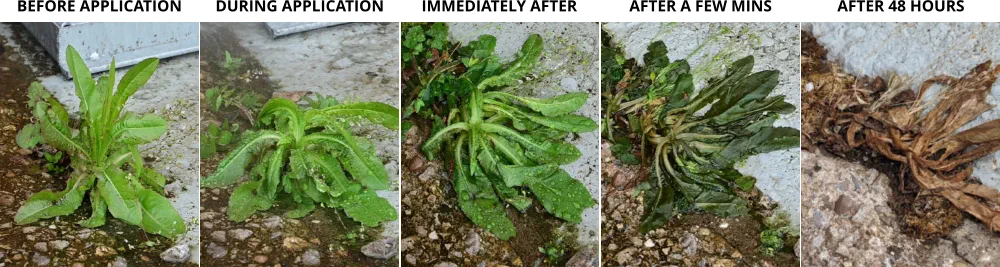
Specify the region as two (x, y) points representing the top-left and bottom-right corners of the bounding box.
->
(801, 31), (1000, 233)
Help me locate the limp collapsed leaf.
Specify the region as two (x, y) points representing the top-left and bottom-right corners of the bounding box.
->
(202, 97), (399, 227)
(801, 31), (1000, 232)
(14, 46), (185, 237)
(414, 31), (597, 240)
(601, 31), (800, 232)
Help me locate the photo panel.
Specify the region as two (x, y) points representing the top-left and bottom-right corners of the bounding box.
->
(400, 22), (601, 266)
(601, 22), (802, 266)
(198, 22), (401, 266)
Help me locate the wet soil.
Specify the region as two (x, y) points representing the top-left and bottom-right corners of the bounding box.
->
(600, 141), (799, 267)
(198, 23), (394, 267)
(0, 30), (192, 266)
(401, 122), (576, 267)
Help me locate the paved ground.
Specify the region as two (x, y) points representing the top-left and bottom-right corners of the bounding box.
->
(0, 22), (201, 265)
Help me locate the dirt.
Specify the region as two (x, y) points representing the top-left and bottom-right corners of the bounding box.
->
(198, 23), (394, 267)
(0, 29), (194, 266)
(600, 142), (799, 267)
(400, 122), (576, 267)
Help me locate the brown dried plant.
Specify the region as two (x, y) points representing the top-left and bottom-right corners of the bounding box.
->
(802, 31), (1000, 232)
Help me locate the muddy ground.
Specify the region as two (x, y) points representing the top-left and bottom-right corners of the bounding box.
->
(800, 23), (1000, 267)
(0, 23), (200, 266)
(400, 22), (601, 267)
(198, 22), (399, 267)
(600, 23), (802, 266)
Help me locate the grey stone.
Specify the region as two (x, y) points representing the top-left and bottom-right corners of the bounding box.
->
(614, 248), (637, 265)
(361, 236), (398, 259)
(49, 240), (69, 251)
(434, 262), (458, 267)
(109, 256), (127, 267)
(211, 231), (227, 242)
(160, 244), (190, 263)
(207, 243), (228, 258)
(33, 242), (47, 252)
(464, 232), (481, 255)
(681, 233), (698, 256)
(302, 249), (321, 266)
(262, 216), (283, 228)
(566, 246), (598, 267)
(229, 229), (253, 241)
(32, 253), (50, 266)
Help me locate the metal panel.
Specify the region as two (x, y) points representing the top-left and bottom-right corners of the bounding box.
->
(22, 22), (199, 78)
(264, 22), (350, 38)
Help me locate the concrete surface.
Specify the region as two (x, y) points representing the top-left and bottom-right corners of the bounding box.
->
(226, 22), (401, 238)
(1, 23), (202, 264)
(604, 22), (803, 227)
(448, 22), (602, 246)
(806, 22), (1000, 189)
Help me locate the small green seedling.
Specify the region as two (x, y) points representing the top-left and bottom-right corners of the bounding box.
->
(222, 51), (244, 73)
(201, 120), (241, 159)
(42, 151), (66, 174)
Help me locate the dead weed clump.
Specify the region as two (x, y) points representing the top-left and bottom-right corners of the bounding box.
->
(801, 31), (1000, 235)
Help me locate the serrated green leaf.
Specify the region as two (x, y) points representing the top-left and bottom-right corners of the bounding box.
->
(320, 102), (400, 130)
(285, 201), (315, 218)
(16, 123), (42, 149)
(306, 151), (352, 197)
(137, 188), (186, 238)
(15, 174), (92, 224)
(341, 190), (397, 227)
(639, 185), (675, 233)
(141, 168), (167, 194)
(454, 160), (515, 240)
(35, 103), (83, 153)
(202, 131), (282, 188)
(113, 112), (167, 145)
(228, 181), (262, 222)
(114, 58), (159, 111)
(260, 145), (288, 200)
(713, 126), (799, 169)
(485, 91), (588, 117)
(497, 164), (558, 187)
(200, 133), (217, 159)
(334, 125), (390, 190)
(99, 168), (142, 225)
(65, 46), (96, 109)
(478, 34), (543, 89)
(78, 189), (107, 228)
(642, 41), (671, 70)
(525, 169), (594, 223)
(480, 123), (580, 165)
